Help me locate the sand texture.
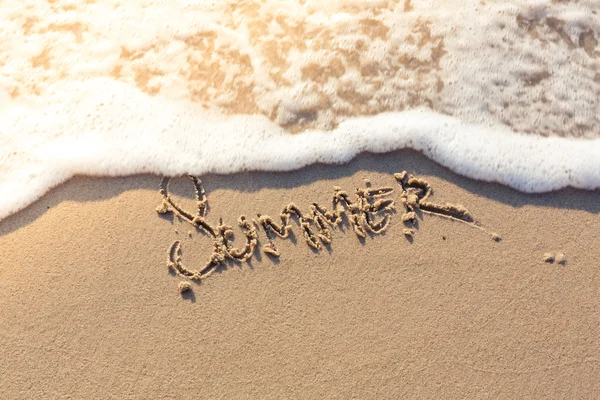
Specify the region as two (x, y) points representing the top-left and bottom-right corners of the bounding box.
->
(1, 151), (599, 399)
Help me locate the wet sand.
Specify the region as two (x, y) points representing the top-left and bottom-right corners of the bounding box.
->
(1, 150), (599, 399)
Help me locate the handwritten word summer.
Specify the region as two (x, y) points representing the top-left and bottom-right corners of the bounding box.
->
(157, 172), (499, 282)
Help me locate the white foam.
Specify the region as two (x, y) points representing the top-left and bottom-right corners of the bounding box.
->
(0, 1), (599, 220)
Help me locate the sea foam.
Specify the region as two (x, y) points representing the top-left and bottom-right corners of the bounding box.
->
(1, 0), (599, 220)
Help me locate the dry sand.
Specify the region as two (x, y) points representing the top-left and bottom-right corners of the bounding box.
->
(1, 150), (599, 399)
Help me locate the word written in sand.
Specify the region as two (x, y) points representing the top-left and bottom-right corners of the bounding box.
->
(156, 172), (500, 282)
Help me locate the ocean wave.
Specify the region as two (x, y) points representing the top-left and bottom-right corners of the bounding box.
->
(1, 0), (599, 220)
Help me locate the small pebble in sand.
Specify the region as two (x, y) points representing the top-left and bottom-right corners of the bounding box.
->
(543, 253), (555, 263)
(402, 228), (414, 237)
(178, 281), (192, 294)
(555, 253), (567, 265)
(543, 252), (566, 265)
(491, 232), (501, 242)
(187, 230), (193, 238)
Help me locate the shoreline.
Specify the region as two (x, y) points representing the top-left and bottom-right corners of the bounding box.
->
(3, 109), (600, 223)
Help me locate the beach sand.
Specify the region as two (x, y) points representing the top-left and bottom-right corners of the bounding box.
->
(1, 150), (599, 399)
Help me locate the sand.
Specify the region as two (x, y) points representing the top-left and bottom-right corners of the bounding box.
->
(1, 150), (599, 399)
